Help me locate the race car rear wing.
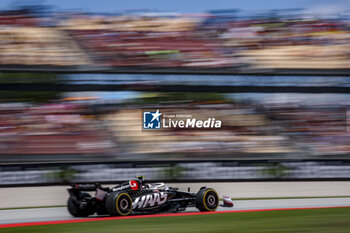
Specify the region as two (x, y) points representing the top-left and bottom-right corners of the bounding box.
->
(70, 183), (100, 191)
(68, 183), (110, 201)
(68, 183), (110, 193)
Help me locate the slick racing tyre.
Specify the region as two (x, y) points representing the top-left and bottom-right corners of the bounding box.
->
(67, 193), (94, 217)
(105, 191), (133, 216)
(196, 188), (219, 212)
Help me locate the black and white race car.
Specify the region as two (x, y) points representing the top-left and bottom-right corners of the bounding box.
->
(67, 176), (233, 217)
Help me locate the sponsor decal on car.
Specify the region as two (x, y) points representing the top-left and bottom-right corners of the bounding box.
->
(112, 184), (131, 192)
(129, 180), (139, 190)
(133, 192), (168, 209)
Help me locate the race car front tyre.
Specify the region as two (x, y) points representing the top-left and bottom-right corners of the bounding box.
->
(105, 191), (133, 216)
(195, 188), (219, 212)
(67, 193), (94, 217)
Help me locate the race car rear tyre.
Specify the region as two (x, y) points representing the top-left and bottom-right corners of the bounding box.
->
(195, 188), (219, 212)
(105, 191), (133, 216)
(67, 193), (94, 217)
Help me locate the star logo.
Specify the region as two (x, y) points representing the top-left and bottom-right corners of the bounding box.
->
(143, 109), (162, 129)
(151, 109), (162, 122)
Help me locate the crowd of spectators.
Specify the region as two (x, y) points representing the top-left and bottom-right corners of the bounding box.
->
(104, 103), (349, 158)
(0, 99), (349, 159)
(0, 102), (115, 155)
(0, 9), (90, 66)
(1, 7), (350, 70)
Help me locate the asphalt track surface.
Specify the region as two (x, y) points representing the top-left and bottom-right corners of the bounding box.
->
(0, 198), (349, 225)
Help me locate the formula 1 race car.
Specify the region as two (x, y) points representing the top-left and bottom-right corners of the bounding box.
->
(67, 176), (233, 217)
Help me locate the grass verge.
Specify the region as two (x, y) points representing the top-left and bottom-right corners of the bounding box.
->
(1, 207), (350, 233)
